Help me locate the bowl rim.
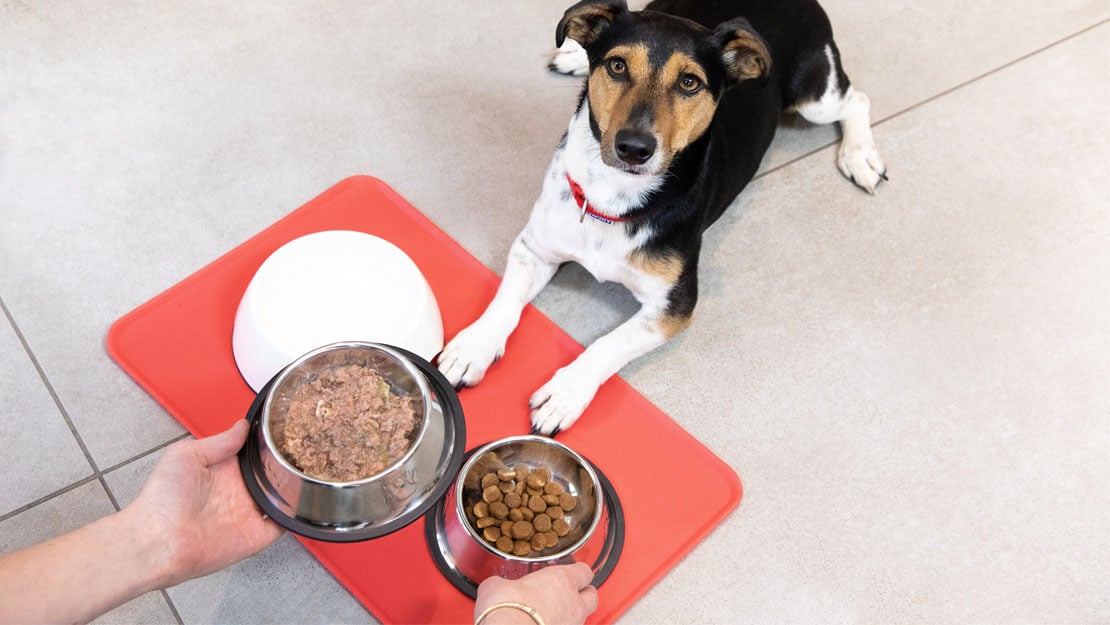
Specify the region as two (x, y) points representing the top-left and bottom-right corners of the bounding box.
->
(260, 341), (434, 487)
(452, 434), (606, 562)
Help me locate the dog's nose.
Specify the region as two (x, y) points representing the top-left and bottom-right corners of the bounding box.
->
(615, 130), (656, 166)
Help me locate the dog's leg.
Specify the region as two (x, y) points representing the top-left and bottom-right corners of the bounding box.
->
(530, 305), (691, 435)
(530, 252), (694, 435)
(793, 44), (887, 193)
(548, 38), (590, 76)
(437, 235), (559, 389)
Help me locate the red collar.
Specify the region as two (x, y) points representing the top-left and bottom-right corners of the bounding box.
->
(566, 172), (631, 224)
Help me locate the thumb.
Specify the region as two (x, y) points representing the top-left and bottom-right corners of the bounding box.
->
(188, 419), (250, 467)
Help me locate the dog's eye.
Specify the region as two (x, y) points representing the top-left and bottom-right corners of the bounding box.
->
(678, 74), (703, 94)
(606, 57), (627, 77)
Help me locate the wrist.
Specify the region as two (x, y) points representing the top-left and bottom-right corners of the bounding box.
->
(112, 505), (178, 591)
(475, 602), (546, 625)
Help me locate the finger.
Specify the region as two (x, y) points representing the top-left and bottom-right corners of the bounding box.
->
(563, 562), (595, 589)
(189, 419), (250, 467)
(579, 584), (599, 616)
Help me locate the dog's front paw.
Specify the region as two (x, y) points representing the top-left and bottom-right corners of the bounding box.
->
(528, 369), (598, 436)
(436, 323), (505, 390)
(837, 141), (888, 194)
(548, 39), (589, 76)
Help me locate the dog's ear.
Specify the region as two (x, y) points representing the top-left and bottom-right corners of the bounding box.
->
(713, 18), (773, 86)
(556, 0), (628, 49)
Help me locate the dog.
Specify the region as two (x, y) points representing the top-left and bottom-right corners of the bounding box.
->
(437, 0), (886, 435)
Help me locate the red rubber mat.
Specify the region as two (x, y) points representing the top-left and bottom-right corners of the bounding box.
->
(107, 176), (741, 624)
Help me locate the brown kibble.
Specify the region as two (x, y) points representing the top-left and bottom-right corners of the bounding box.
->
(543, 530), (558, 548)
(530, 533), (547, 551)
(542, 494), (560, 506)
(511, 520), (535, 540)
(501, 520), (514, 535)
(490, 501), (509, 519)
(509, 507), (524, 522)
(483, 526), (501, 542)
(521, 508), (535, 522)
(498, 480), (515, 493)
(533, 513), (552, 532)
(534, 467), (551, 483)
(514, 480), (526, 495)
(514, 466), (532, 482)
(497, 468), (517, 481)
(544, 481), (564, 496)
(527, 487), (543, 497)
(482, 485), (502, 503)
(553, 518), (570, 537)
(559, 493), (578, 511)
(545, 506), (564, 520)
(481, 473), (499, 489)
(528, 496), (547, 513)
(476, 516), (498, 529)
(474, 502), (490, 518)
(513, 540), (531, 556)
(504, 492), (522, 508)
(525, 473), (546, 490)
(520, 493), (529, 507)
(496, 536), (513, 553)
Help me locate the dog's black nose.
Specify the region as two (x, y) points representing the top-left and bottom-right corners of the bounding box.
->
(615, 130), (656, 166)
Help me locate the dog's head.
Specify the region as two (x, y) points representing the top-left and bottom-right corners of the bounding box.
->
(557, 0), (772, 176)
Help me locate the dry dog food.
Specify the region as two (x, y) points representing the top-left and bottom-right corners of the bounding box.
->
(469, 465), (578, 556)
(280, 364), (420, 482)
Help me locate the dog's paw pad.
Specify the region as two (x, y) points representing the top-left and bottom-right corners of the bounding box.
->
(548, 40), (589, 77)
(838, 142), (887, 194)
(435, 325), (504, 389)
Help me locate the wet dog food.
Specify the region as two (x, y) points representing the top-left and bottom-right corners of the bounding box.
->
(280, 364), (420, 482)
(469, 465), (578, 556)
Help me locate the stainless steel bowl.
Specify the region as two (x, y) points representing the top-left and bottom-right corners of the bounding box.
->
(239, 342), (465, 541)
(428, 436), (621, 589)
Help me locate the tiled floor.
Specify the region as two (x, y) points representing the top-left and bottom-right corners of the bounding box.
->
(2, 1), (1107, 624)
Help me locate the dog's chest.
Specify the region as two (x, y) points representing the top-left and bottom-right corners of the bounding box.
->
(526, 184), (660, 293)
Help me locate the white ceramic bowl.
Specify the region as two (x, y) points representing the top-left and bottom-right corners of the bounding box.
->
(232, 230), (444, 392)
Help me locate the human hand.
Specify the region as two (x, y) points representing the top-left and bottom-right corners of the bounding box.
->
(122, 419), (284, 588)
(474, 562), (598, 625)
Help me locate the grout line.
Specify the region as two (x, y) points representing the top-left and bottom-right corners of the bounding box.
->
(862, 17), (1110, 128)
(0, 475), (102, 524)
(98, 475), (122, 511)
(0, 294), (101, 474)
(751, 17), (1110, 182)
(0, 432), (191, 525)
(161, 590), (186, 625)
(98, 432), (191, 477)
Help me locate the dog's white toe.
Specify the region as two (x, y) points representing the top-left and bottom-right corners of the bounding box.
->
(837, 141), (888, 194)
(528, 369), (596, 434)
(435, 324), (504, 389)
(548, 39), (589, 77)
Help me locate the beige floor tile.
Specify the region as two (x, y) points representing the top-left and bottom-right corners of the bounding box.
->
(0, 310), (92, 516)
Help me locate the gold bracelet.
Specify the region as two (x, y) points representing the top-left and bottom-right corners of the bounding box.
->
(474, 601), (547, 625)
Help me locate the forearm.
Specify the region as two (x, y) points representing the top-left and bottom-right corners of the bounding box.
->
(0, 507), (169, 624)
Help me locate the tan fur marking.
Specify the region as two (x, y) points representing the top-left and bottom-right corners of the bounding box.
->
(628, 250), (684, 285)
(561, 4), (618, 48)
(655, 52), (716, 156)
(658, 313), (693, 339)
(721, 30), (772, 81)
(588, 44), (651, 137)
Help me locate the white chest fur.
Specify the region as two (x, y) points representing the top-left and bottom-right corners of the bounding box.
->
(521, 104), (670, 301)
